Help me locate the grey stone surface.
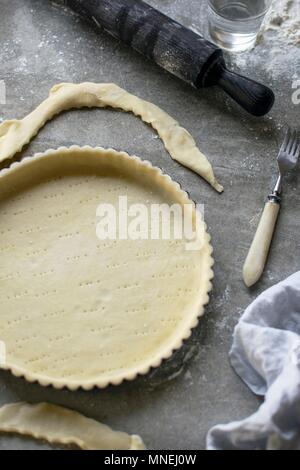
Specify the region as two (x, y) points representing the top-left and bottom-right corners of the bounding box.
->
(0, 0), (299, 450)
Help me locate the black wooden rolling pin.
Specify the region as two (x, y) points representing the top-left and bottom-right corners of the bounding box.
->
(61, 0), (274, 116)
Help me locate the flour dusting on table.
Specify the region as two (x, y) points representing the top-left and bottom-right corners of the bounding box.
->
(263, 0), (300, 46)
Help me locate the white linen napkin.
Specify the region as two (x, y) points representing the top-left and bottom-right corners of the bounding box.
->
(207, 272), (300, 450)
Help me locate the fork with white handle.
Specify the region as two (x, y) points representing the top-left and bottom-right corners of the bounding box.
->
(243, 128), (300, 287)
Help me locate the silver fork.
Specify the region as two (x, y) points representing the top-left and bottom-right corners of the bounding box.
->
(243, 127), (300, 287)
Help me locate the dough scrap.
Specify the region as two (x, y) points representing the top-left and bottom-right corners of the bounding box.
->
(0, 402), (145, 450)
(0, 82), (223, 192)
(0, 146), (213, 389)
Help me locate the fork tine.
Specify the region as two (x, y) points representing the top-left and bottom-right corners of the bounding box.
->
(294, 137), (300, 161)
(291, 133), (300, 156)
(286, 129), (295, 154)
(290, 131), (298, 155)
(280, 127), (291, 153)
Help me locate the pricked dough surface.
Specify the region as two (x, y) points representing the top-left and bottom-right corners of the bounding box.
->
(0, 402), (145, 450)
(0, 82), (223, 192)
(0, 146), (213, 389)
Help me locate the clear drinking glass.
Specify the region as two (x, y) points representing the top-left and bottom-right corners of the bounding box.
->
(208, 0), (273, 52)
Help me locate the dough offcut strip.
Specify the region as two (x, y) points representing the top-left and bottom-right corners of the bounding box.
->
(0, 402), (145, 450)
(0, 82), (223, 192)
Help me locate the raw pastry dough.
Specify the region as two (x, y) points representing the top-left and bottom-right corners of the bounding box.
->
(0, 146), (213, 389)
(0, 402), (145, 450)
(0, 82), (223, 192)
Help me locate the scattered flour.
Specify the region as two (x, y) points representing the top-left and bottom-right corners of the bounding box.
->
(263, 0), (300, 46)
(231, 0), (300, 80)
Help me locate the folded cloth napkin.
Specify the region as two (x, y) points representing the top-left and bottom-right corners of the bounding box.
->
(207, 272), (300, 450)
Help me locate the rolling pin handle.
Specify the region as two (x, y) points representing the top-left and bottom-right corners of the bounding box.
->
(215, 63), (275, 117)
